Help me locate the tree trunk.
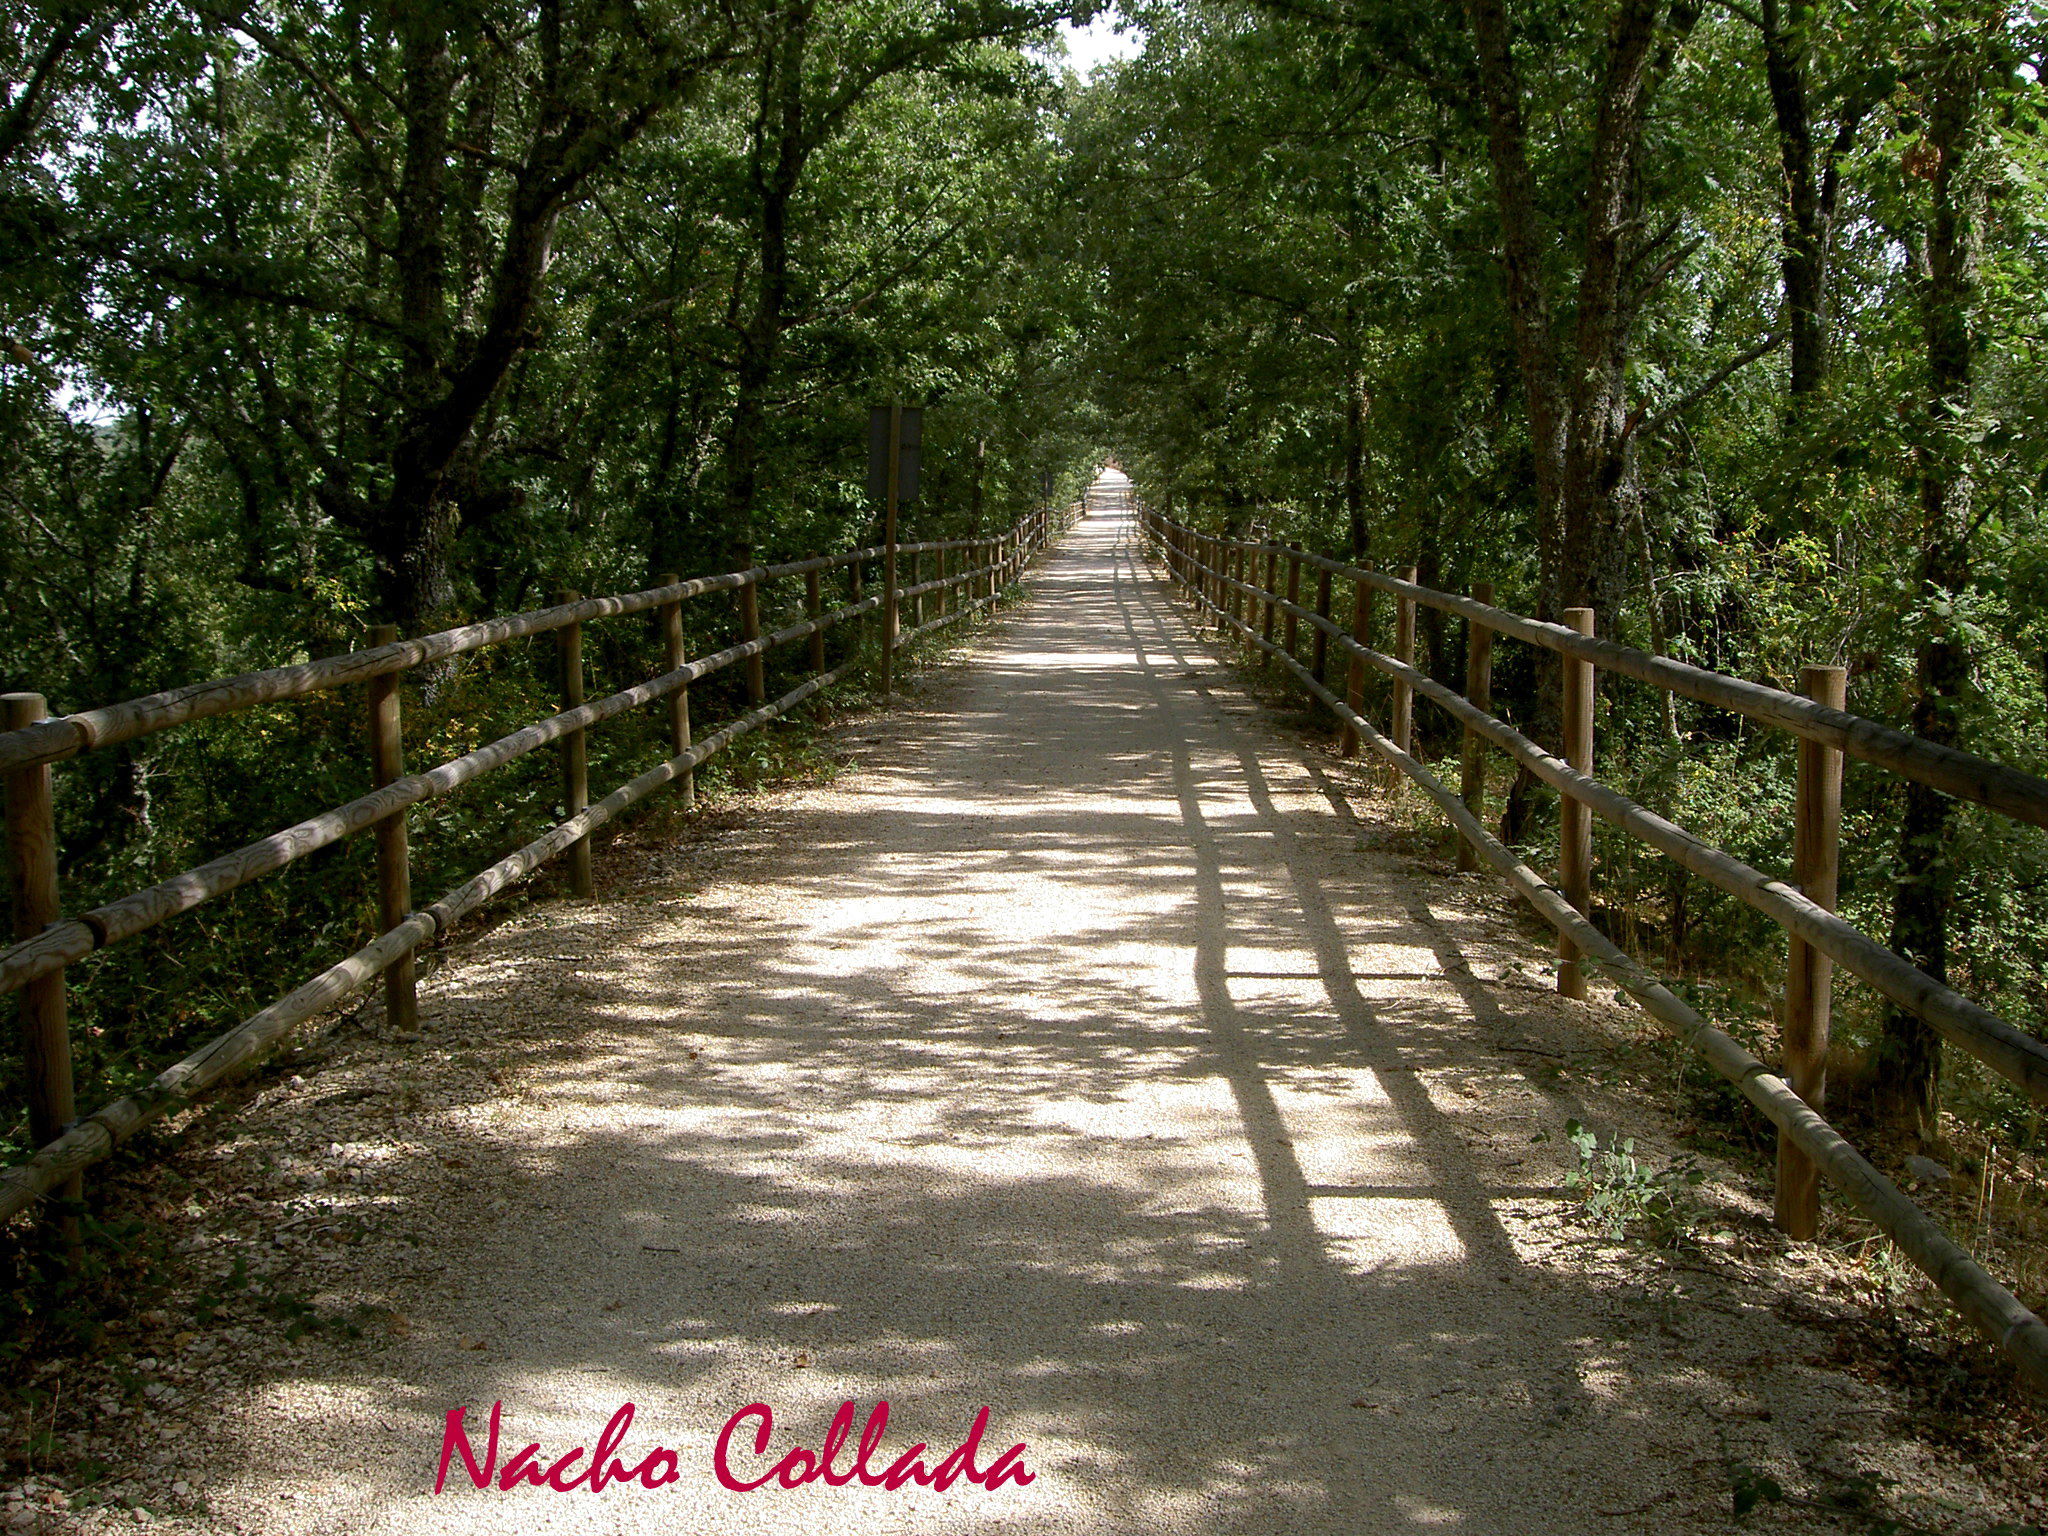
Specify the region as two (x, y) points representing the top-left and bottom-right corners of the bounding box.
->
(1466, 0), (1699, 849)
(1465, 0), (1697, 622)
(378, 10), (456, 633)
(1556, 0), (1686, 620)
(1344, 361), (1367, 562)
(1462, 0), (1567, 618)
(1877, 29), (1984, 1144)
(722, 5), (810, 555)
(1761, 0), (1829, 406)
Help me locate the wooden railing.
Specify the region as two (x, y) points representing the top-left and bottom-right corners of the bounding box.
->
(0, 501), (1076, 1223)
(1141, 506), (2048, 1390)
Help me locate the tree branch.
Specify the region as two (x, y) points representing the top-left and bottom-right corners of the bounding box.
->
(197, 3), (402, 205)
(1623, 331), (1783, 442)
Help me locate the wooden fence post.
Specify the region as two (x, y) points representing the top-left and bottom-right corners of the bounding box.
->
(555, 592), (593, 898)
(1341, 576), (1373, 758)
(1457, 583), (1496, 872)
(658, 573), (694, 811)
(737, 551), (766, 706)
(912, 548), (924, 630)
(1283, 544), (1303, 661)
(1776, 663), (1848, 1239)
(4, 691), (80, 1249)
(1392, 566), (1418, 756)
(1558, 606), (1596, 998)
(1261, 543), (1278, 658)
(806, 564), (826, 673)
(881, 406), (901, 697)
(848, 557), (867, 673)
(1312, 564), (1333, 685)
(365, 625), (418, 1034)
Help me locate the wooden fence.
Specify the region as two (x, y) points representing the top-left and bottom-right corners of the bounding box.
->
(0, 502), (1073, 1224)
(1141, 506), (2048, 1391)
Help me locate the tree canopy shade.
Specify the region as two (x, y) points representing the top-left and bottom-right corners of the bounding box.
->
(3, 0), (2048, 1156)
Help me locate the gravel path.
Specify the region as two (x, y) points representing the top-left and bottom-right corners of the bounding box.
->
(51, 491), (2031, 1534)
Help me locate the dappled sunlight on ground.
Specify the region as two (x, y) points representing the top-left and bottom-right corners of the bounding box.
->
(83, 485), (1998, 1535)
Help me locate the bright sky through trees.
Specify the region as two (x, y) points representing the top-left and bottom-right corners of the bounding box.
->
(1052, 7), (1145, 77)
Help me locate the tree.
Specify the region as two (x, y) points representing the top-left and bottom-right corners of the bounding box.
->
(64, 0), (740, 636)
(1463, 0), (1709, 621)
(1874, 6), (2007, 1142)
(708, 0), (1080, 561)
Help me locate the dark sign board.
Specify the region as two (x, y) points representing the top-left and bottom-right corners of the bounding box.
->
(867, 406), (922, 506)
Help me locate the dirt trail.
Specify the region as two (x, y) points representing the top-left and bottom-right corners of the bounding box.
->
(51, 489), (2025, 1534)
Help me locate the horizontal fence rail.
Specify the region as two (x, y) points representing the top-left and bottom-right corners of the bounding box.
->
(1140, 506), (2048, 1391)
(1280, 549), (2048, 832)
(0, 501), (1079, 1225)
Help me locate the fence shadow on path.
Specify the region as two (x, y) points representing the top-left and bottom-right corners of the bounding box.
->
(162, 508), (1903, 1536)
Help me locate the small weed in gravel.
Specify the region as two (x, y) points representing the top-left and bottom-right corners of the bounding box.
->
(1562, 1119), (1707, 1246)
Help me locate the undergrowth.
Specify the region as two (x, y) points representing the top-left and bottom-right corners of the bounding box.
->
(1559, 1118), (1707, 1246)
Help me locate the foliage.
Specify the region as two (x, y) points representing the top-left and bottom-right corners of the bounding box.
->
(1561, 1118), (1706, 1246)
